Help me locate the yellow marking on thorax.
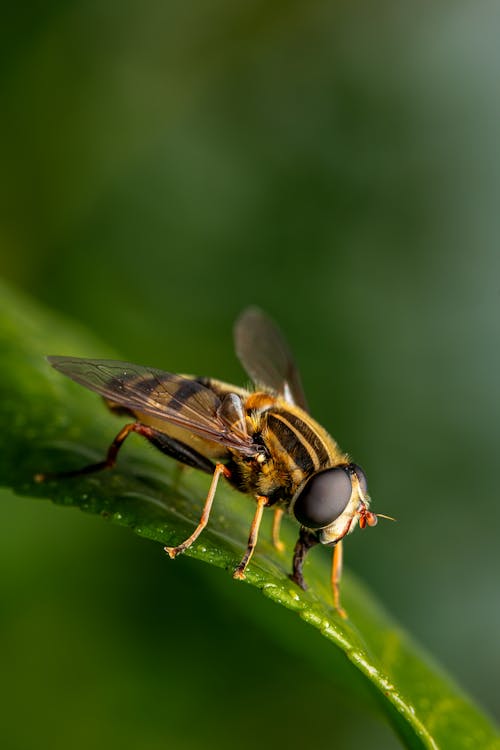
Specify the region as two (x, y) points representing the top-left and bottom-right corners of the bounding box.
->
(244, 392), (276, 411)
(266, 411), (322, 471)
(271, 399), (345, 467)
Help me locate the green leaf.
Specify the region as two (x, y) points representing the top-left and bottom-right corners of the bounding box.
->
(0, 279), (498, 750)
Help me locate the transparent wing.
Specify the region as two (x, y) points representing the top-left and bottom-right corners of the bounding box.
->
(47, 357), (257, 456)
(234, 307), (309, 411)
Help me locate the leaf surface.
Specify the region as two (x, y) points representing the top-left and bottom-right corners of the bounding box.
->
(0, 280), (498, 750)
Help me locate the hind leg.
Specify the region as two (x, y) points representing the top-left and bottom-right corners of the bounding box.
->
(35, 423), (152, 481)
(35, 423), (216, 482)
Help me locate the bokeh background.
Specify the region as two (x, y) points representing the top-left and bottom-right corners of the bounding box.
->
(1, 1), (500, 748)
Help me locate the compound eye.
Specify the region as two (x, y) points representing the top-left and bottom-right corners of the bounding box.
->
(293, 468), (353, 530)
(351, 464), (368, 496)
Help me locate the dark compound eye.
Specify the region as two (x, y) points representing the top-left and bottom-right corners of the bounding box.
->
(350, 464), (368, 496)
(293, 467), (353, 530)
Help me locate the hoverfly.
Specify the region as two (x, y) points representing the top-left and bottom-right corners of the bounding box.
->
(36, 308), (385, 617)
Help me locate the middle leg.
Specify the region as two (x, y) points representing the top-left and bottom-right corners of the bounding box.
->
(233, 495), (268, 580)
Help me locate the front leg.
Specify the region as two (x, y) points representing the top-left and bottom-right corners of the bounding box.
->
(289, 527), (319, 590)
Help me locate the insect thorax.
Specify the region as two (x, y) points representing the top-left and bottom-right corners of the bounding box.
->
(227, 401), (343, 507)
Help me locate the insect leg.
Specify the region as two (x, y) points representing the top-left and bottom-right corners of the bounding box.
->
(331, 541), (347, 619)
(164, 463), (231, 558)
(35, 423), (154, 481)
(233, 495), (268, 580)
(271, 508), (285, 552)
(35, 423), (216, 483)
(289, 527), (319, 590)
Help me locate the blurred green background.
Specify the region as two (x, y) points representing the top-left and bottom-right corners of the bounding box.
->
(1, 1), (500, 747)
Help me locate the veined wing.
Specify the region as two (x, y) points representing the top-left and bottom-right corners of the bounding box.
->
(47, 357), (257, 456)
(234, 307), (309, 412)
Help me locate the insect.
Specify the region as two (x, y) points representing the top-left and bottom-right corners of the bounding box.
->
(36, 308), (387, 617)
